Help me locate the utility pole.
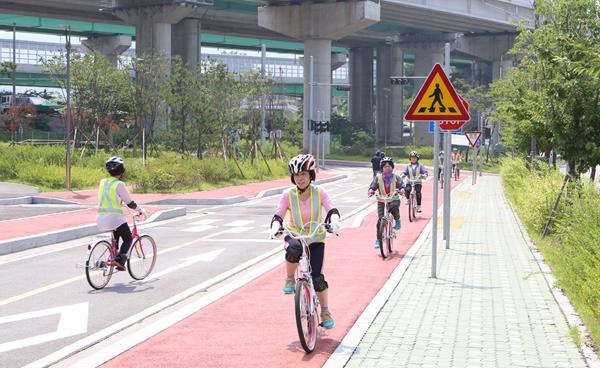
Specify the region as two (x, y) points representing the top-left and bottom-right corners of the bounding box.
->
(65, 27), (72, 191)
(260, 44), (266, 150)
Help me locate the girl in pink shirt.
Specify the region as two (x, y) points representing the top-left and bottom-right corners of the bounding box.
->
(269, 154), (340, 329)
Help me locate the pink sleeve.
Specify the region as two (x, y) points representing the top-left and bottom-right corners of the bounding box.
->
(320, 187), (334, 213)
(116, 182), (134, 206)
(275, 190), (290, 219)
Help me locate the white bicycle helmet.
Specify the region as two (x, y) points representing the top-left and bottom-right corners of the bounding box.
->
(105, 156), (125, 175)
(288, 154), (315, 174)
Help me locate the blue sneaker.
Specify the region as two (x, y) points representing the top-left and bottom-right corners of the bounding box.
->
(321, 311), (334, 329)
(394, 220), (401, 230)
(283, 278), (295, 294)
(374, 239), (381, 248)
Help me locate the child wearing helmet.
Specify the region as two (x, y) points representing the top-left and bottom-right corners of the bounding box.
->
(401, 151), (428, 212)
(367, 156), (403, 249)
(269, 153), (341, 329)
(96, 156), (144, 271)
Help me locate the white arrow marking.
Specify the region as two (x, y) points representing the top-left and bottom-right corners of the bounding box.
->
(149, 248), (225, 279)
(0, 302), (88, 353)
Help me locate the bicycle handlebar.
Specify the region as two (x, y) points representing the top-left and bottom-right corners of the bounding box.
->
(279, 221), (331, 240)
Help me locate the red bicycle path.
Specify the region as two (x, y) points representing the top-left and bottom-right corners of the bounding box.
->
(102, 173), (465, 368)
(0, 173), (337, 242)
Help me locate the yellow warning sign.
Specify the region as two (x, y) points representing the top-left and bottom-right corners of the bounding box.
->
(404, 63), (470, 121)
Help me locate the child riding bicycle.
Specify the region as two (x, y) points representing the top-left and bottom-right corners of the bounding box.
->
(96, 156), (145, 271)
(452, 148), (462, 178)
(269, 154), (341, 329)
(401, 151), (428, 213)
(367, 156), (403, 249)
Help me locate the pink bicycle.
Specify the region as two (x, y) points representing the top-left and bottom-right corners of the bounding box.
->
(85, 212), (157, 290)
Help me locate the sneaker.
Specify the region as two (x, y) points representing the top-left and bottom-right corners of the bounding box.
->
(283, 278), (295, 294)
(394, 220), (401, 230)
(320, 311), (335, 329)
(113, 257), (126, 271)
(374, 239), (381, 249)
(417, 205), (422, 213)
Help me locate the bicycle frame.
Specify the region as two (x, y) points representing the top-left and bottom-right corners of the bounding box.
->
(376, 195), (397, 233)
(279, 222), (330, 315)
(90, 211), (146, 268)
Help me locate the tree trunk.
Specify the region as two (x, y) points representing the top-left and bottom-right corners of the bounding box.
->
(590, 166), (596, 181)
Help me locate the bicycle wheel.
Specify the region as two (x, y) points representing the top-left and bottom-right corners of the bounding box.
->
(412, 196), (417, 220)
(408, 195), (413, 222)
(295, 279), (318, 353)
(127, 235), (157, 280)
(378, 219), (390, 259)
(86, 240), (114, 290)
(387, 219), (394, 254)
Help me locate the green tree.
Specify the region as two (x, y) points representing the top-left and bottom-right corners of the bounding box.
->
(488, 0), (600, 175)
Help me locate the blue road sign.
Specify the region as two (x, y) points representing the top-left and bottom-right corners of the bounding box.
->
(428, 121), (465, 133)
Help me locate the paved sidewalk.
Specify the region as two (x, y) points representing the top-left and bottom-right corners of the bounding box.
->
(345, 176), (587, 368)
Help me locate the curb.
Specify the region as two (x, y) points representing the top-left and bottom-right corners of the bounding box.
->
(145, 195), (247, 206)
(0, 196), (81, 206)
(0, 196), (32, 205)
(255, 174), (347, 198)
(0, 207), (186, 256)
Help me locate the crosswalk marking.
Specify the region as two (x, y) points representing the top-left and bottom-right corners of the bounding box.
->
(222, 226), (254, 234)
(227, 220), (255, 227)
(183, 225), (217, 233)
(190, 219), (220, 225)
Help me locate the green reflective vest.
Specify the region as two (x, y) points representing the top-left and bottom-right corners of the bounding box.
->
(408, 164), (424, 183)
(97, 177), (124, 216)
(377, 174), (400, 200)
(288, 185), (326, 244)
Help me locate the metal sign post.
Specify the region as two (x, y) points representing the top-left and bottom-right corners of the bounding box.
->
(443, 42), (451, 249)
(444, 131), (451, 249)
(432, 123), (440, 278)
(308, 56), (314, 156)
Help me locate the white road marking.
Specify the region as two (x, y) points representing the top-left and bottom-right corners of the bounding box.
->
(0, 302), (88, 353)
(227, 220), (255, 227)
(190, 219), (220, 225)
(221, 226), (254, 234)
(182, 225), (217, 233)
(147, 249), (225, 279)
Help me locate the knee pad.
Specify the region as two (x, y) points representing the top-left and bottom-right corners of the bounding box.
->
(285, 242), (302, 263)
(313, 274), (329, 292)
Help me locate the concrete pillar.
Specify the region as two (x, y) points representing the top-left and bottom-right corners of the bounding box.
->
(375, 43), (404, 145)
(349, 47), (373, 132)
(389, 44), (404, 144)
(376, 45), (390, 144)
(113, 4), (195, 59)
(81, 35), (131, 65)
(258, 0), (380, 153)
(304, 39), (332, 153)
(172, 18), (201, 67)
(492, 55), (513, 81)
(411, 45), (444, 146)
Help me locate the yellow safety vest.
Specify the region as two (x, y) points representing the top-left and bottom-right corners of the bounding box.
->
(377, 174), (399, 200)
(408, 164), (423, 183)
(288, 185), (326, 244)
(97, 177), (124, 215)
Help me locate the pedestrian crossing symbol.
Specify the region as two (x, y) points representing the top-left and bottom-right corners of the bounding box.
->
(404, 63), (470, 121)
